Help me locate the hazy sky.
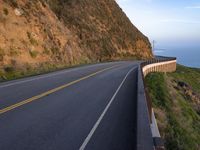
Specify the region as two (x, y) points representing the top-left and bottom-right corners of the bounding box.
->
(116, 0), (200, 49)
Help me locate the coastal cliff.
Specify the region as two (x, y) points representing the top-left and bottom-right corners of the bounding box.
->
(0, 0), (152, 80)
(146, 65), (200, 150)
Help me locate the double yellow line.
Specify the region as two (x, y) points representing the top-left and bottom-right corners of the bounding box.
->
(0, 65), (118, 115)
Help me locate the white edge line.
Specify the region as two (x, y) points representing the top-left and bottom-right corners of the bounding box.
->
(0, 69), (75, 88)
(0, 63), (115, 88)
(79, 66), (137, 150)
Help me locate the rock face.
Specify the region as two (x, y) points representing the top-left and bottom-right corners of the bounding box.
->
(0, 0), (152, 77)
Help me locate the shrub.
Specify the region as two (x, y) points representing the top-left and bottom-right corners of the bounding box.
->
(51, 47), (59, 55)
(40, 0), (46, 7)
(10, 47), (19, 56)
(6, 0), (18, 7)
(10, 59), (17, 66)
(0, 48), (5, 61)
(3, 8), (9, 15)
(4, 66), (14, 73)
(29, 50), (38, 58)
(44, 0), (63, 19)
(27, 32), (38, 46)
(30, 38), (38, 46)
(43, 48), (50, 55)
(27, 31), (32, 39)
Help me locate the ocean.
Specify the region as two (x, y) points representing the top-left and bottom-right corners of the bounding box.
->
(154, 46), (200, 68)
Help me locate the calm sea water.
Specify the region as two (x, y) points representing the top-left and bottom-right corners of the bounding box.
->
(154, 47), (200, 68)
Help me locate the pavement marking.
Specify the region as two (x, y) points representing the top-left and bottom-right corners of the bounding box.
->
(79, 66), (137, 150)
(0, 65), (119, 115)
(0, 63), (112, 88)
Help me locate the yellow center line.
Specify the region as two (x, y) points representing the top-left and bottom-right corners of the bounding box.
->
(0, 65), (119, 115)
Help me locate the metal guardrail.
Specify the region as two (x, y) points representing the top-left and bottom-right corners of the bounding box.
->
(137, 56), (177, 150)
(141, 56), (177, 68)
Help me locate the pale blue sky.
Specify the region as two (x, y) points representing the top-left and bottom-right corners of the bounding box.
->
(116, 0), (200, 49)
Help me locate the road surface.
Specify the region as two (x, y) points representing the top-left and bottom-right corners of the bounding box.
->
(0, 61), (139, 150)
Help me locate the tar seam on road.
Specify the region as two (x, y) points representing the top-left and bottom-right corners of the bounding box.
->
(79, 66), (137, 150)
(0, 65), (119, 115)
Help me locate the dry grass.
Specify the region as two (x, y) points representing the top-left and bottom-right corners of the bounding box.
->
(45, 0), (152, 60)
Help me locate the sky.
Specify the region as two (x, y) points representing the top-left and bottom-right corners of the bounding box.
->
(116, 0), (200, 50)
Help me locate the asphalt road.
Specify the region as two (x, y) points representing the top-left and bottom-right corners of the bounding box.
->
(0, 61), (139, 150)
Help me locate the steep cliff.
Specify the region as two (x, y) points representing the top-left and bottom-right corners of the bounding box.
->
(0, 0), (152, 80)
(46, 0), (152, 60)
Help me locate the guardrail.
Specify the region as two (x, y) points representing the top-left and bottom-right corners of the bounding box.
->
(137, 56), (177, 150)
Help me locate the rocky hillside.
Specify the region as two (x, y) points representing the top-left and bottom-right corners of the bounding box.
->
(0, 0), (152, 80)
(45, 0), (152, 60)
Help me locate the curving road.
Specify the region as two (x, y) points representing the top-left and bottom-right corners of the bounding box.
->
(0, 61), (139, 150)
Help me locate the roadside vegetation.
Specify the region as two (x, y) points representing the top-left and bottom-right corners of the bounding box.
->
(0, 63), (69, 82)
(145, 65), (200, 150)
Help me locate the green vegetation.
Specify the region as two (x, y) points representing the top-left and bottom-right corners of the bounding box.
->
(146, 73), (168, 108)
(145, 65), (200, 150)
(29, 50), (39, 58)
(42, 0), (64, 19)
(0, 63), (63, 81)
(50, 47), (59, 55)
(1, 65), (21, 81)
(4, 0), (18, 7)
(10, 47), (19, 56)
(3, 8), (9, 15)
(27, 32), (38, 46)
(171, 65), (200, 93)
(0, 61), (94, 82)
(43, 48), (50, 55)
(0, 48), (5, 61)
(4, 66), (15, 73)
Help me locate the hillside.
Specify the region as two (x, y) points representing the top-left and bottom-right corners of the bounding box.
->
(45, 0), (152, 60)
(0, 0), (152, 81)
(146, 65), (200, 150)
